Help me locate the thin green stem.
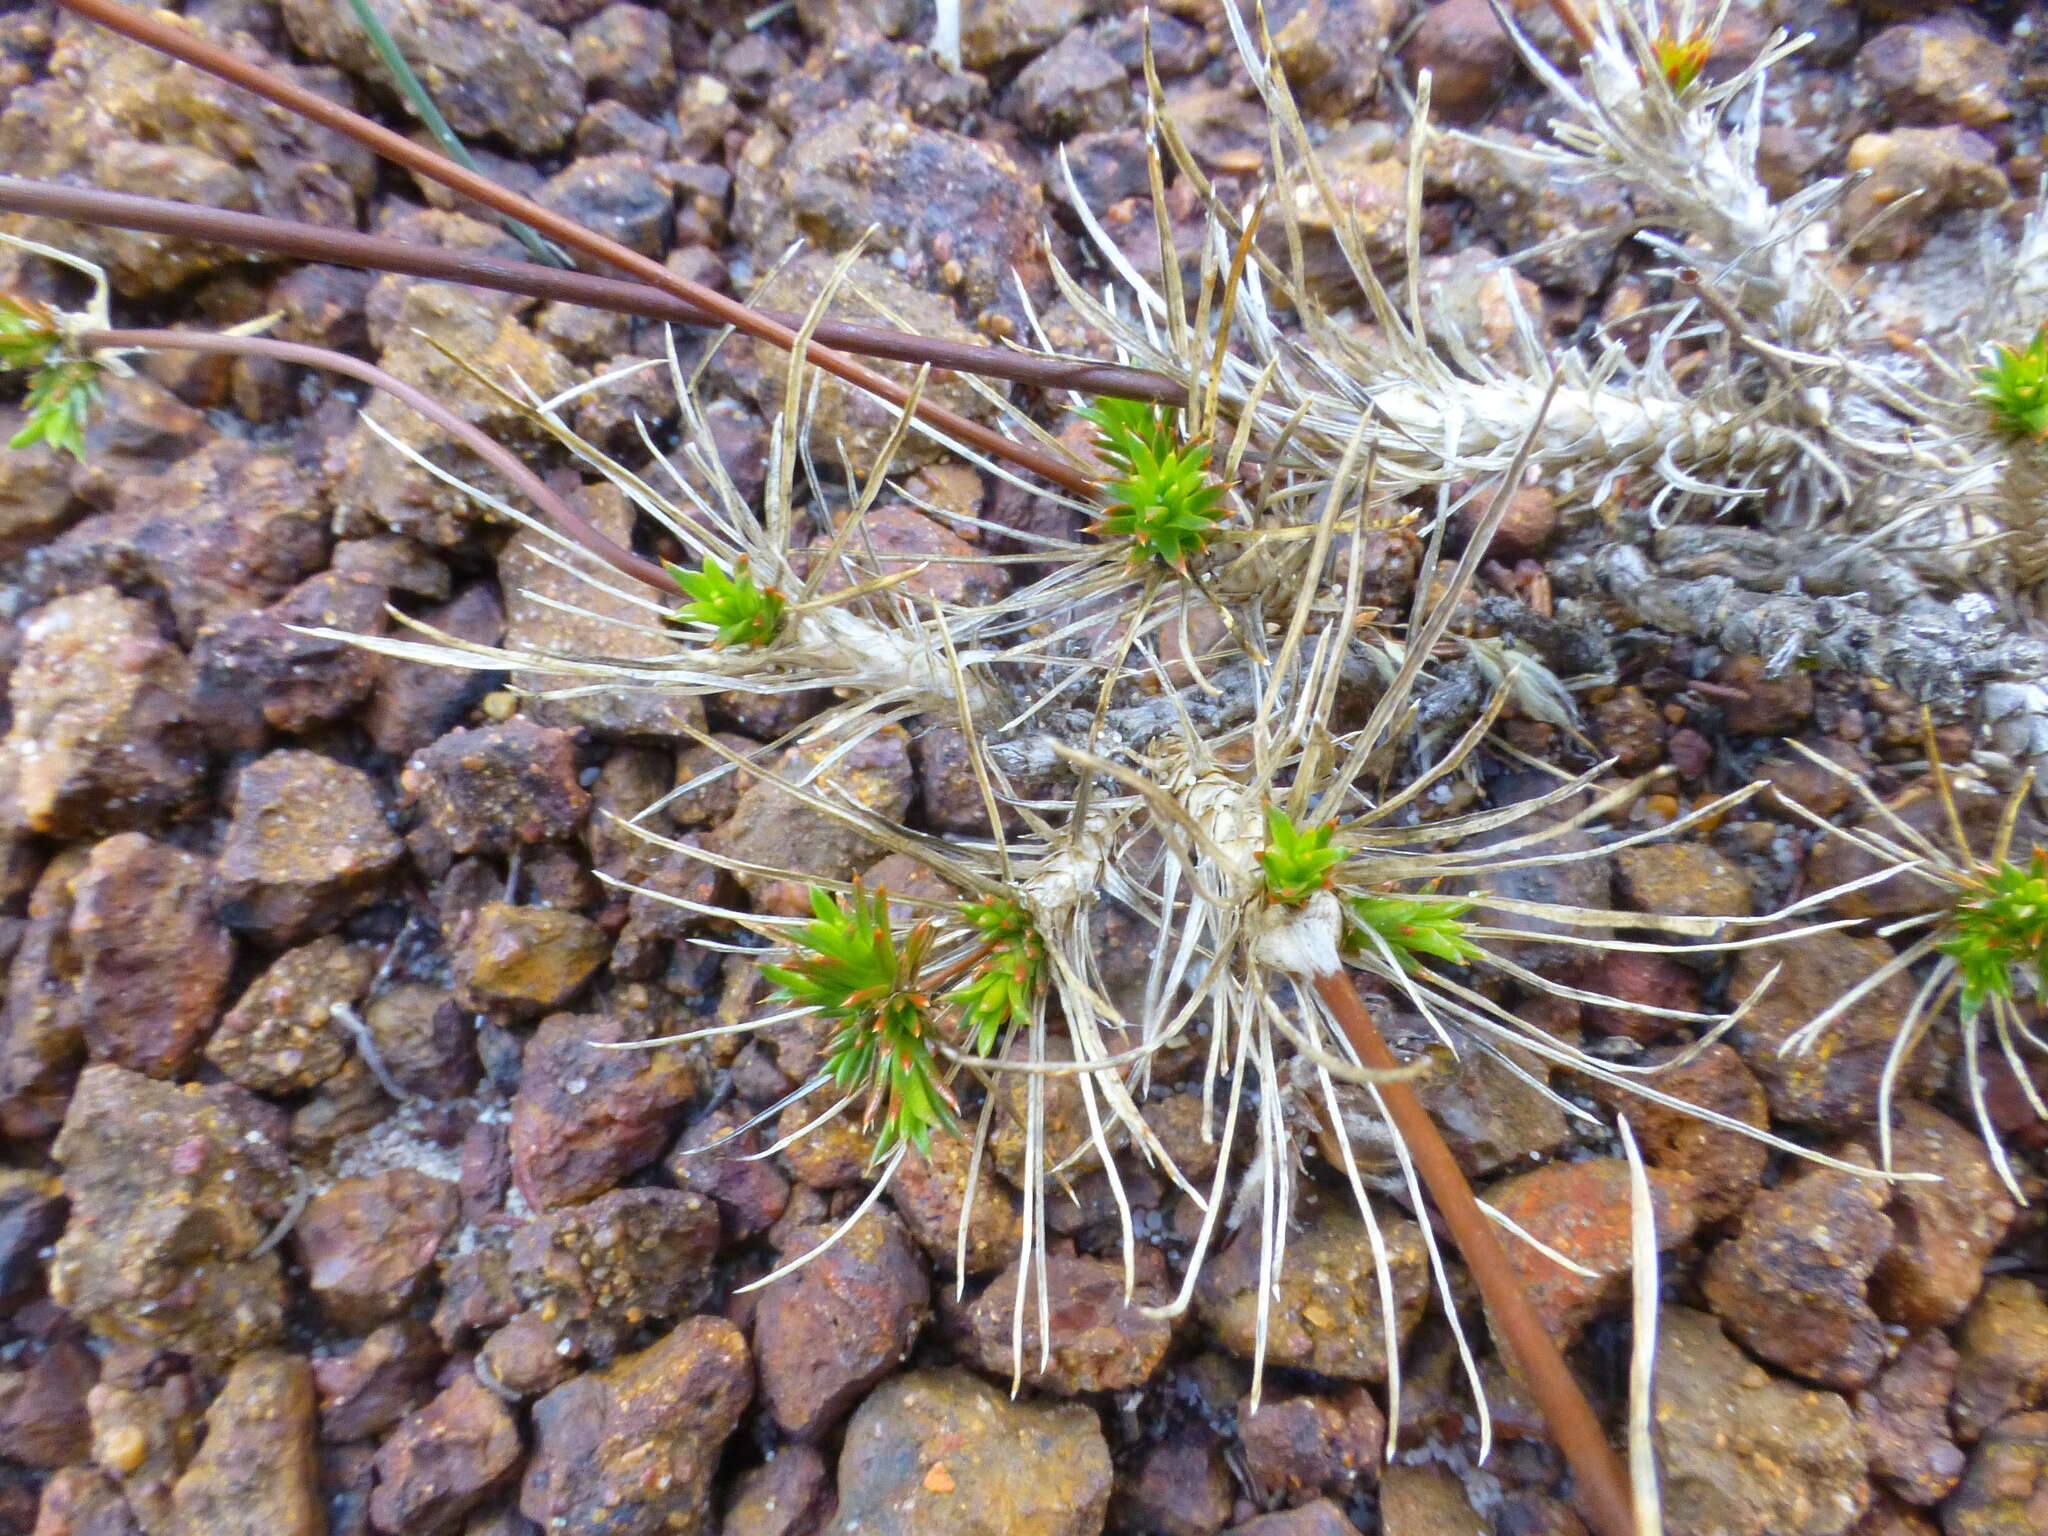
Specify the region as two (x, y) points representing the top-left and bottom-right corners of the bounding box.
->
(340, 0), (568, 268)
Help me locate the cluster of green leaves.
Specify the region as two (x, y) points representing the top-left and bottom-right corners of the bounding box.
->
(948, 894), (1044, 1053)
(1082, 399), (1227, 568)
(1345, 892), (1483, 973)
(762, 885), (958, 1157)
(2, 295), (101, 462)
(11, 360), (104, 461)
(1940, 849), (2048, 1020)
(1258, 807), (1345, 906)
(667, 554), (784, 648)
(1976, 329), (2048, 439)
(1652, 28), (1713, 94)
(763, 887), (1046, 1157)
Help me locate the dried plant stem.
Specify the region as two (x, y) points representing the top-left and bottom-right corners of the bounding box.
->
(1312, 971), (1638, 1536)
(0, 177), (1183, 406)
(54, 0), (1100, 498)
(83, 326), (670, 591)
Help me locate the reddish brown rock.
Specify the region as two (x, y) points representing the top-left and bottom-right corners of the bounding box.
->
(720, 1443), (833, 1536)
(1866, 1102), (2014, 1330)
(361, 983), (479, 1101)
(477, 1308), (581, 1399)
(167, 1352), (320, 1536)
(71, 834), (234, 1080)
(1729, 931), (1938, 1128)
(1857, 14), (2012, 130)
(118, 441), (331, 639)
(1485, 1158), (1699, 1347)
(1583, 949), (1705, 1043)
(1121, 1432), (1235, 1536)
(1654, 1305), (1870, 1536)
(216, 753), (404, 946)
(1199, 1202), (1430, 1381)
(1703, 1153), (1895, 1391)
(314, 1320), (442, 1443)
(402, 720), (591, 863)
(364, 584), (506, 759)
(713, 725), (915, 917)
(960, 1252), (1171, 1396)
(1613, 843), (1753, 920)
(1715, 655), (1817, 736)
(825, 1368), (1111, 1536)
(1223, 1503), (1366, 1536)
(31, 1467), (139, 1536)
(2, 588), (203, 839)
(0, 1325), (96, 1468)
(0, 1170), (65, 1316)
(804, 504), (1010, 609)
(1951, 1277), (2048, 1443)
(664, 1103), (790, 1242)
(1404, 0), (1518, 122)
(1380, 1465), (1487, 1535)
(189, 571), (389, 748)
(369, 1374), (522, 1536)
(205, 938), (376, 1096)
(1239, 1387), (1385, 1504)
(86, 1370), (203, 1534)
(51, 1067), (291, 1361)
(454, 902), (610, 1014)
(296, 1170), (458, 1330)
(507, 1187), (719, 1357)
(2, 848), (92, 1139)
(1589, 686), (1667, 772)
(499, 483), (705, 741)
(1838, 127), (2008, 261)
(1941, 1411), (2048, 1535)
(508, 1012), (697, 1210)
(1856, 1331), (1965, 1507)
(521, 1316), (753, 1536)
(755, 1210), (930, 1438)
(1586, 1042), (1771, 1224)
(888, 1127), (1020, 1275)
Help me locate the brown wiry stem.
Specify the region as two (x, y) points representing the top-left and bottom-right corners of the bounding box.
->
(55, 0), (1101, 498)
(0, 177), (1185, 407)
(84, 327), (671, 592)
(1538, 0), (1597, 51)
(1312, 970), (1639, 1536)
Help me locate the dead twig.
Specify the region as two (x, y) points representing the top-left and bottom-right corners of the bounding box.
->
(54, 0), (1101, 498)
(0, 177), (1185, 406)
(1313, 970), (1638, 1536)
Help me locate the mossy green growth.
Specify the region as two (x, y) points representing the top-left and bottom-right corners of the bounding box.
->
(762, 885), (957, 1158)
(667, 554), (785, 648)
(1345, 892), (1483, 972)
(10, 358), (103, 462)
(947, 894), (1043, 1052)
(1081, 398), (1227, 568)
(0, 293), (61, 371)
(1976, 328), (2048, 439)
(1258, 807), (1345, 906)
(1940, 849), (2048, 1020)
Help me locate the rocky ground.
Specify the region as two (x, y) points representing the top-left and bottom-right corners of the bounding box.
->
(0, 1), (2045, 1534)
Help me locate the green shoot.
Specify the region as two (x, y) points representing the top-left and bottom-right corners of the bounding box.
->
(1939, 849), (2048, 1020)
(1345, 892), (1483, 972)
(1652, 28), (1712, 94)
(667, 555), (785, 648)
(946, 894), (1043, 1052)
(1976, 329), (2048, 439)
(0, 292), (62, 371)
(761, 885), (958, 1158)
(10, 358), (104, 461)
(1081, 399), (1227, 568)
(1258, 806), (1345, 906)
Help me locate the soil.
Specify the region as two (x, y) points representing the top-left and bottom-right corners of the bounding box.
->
(0, 2), (2045, 1536)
